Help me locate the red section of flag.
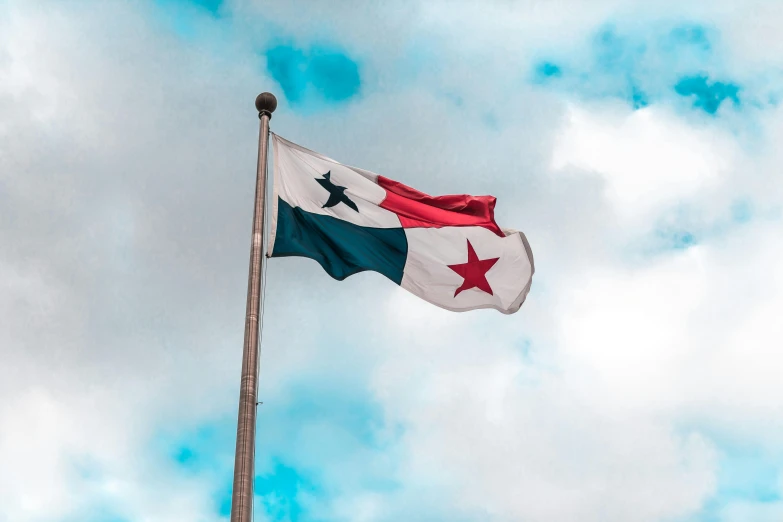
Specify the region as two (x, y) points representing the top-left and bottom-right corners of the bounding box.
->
(377, 176), (504, 237)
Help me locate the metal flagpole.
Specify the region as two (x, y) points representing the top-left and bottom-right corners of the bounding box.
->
(230, 92), (277, 522)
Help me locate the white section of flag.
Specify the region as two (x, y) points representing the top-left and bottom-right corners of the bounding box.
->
(401, 226), (534, 314)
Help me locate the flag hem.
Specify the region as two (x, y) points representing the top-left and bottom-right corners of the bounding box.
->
(266, 133), (281, 257)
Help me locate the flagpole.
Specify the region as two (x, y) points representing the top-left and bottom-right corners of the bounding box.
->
(230, 92), (277, 522)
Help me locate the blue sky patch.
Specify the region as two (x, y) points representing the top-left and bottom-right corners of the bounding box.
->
(657, 227), (698, 250)
(164, 423), (231, 473)
(592, 26), (645, 74)
(674, 74), (740, 114)
(160, 420), (293, 517)
(694, 438), (783, 521)
(669, 23), (712, 51)
(173, 445), (196, 466)
(188, 0), (222, 15)
(152, 0), (224, 40)
(158, 0), (222, 16)
(251, 376), (398, 520)
(639, 197), (762, 257)
(731, 200), (754, 224)
(256, 460), (321, 522)
(716, 449), (782, 503)
(155, 420), (237, 516)
(631, 84), (649, 109)
(528, 21), (749, 113)
(154, 365), (404, 519)
(265, 43), (361, 108)
(266, 45), (308, 103)
(277, 379), (390, 450)
(529, 23), (650, 105)
(534, 61), (563, 82)
(60, 507), (130, 522)
(216, 479), (233, 517)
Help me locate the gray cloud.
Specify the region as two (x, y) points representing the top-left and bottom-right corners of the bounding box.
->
(3, 1), (783, 521)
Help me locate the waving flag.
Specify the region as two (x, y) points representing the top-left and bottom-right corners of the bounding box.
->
(267, 134), (534, 314)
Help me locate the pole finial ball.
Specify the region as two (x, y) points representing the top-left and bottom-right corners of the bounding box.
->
(255, 92), (277, 118)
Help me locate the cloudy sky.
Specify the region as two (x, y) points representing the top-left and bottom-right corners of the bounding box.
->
(3, 0), (783, 521)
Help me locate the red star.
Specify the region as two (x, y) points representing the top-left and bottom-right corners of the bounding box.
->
(447, 239), (500, 297)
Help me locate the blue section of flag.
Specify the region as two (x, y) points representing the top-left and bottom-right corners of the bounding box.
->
(271, 199), (408, 284)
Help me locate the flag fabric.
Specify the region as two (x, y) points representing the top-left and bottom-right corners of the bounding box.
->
(267, 133), (534, 314)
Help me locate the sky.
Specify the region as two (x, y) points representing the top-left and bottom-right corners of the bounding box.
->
(2, 0), (783, 521)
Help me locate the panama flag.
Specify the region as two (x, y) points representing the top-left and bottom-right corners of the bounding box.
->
(267, 134), (535, 314)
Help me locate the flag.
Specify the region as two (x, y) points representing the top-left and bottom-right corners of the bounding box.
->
(267, 134), (534, 314)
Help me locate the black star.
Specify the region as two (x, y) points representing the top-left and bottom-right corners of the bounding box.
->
(315, 171), (359, 212)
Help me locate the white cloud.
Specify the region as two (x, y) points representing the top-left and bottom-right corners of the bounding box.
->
(3, 0), (783, 521)
(552, 103), (739, 221)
